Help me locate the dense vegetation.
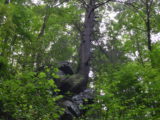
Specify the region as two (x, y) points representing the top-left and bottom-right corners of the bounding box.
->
(0, 0), (160, 119)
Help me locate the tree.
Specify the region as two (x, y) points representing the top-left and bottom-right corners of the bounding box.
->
(75, 0), (113, 91)
(0, 0), (160, 119)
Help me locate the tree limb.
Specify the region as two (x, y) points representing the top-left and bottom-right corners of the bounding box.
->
(95, 0), (112, 9)
(123, 2), (146, 23)
(37, 14), (49, 39)
(78, 0), (88, 8)
(149, 0), (154, 10)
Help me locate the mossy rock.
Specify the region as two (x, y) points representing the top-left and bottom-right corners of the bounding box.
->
(57, 74), (84, 93)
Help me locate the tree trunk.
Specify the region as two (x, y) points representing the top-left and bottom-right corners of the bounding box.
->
(145, 0), (152, 51)
(5, 0), (10, 4)
(78, 0), (95, 90)
(35, 14), (49, 70)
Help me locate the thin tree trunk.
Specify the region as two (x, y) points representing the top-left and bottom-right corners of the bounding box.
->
(35, 14), (49, 69)
(1, 37), (8, 57)
(136, 38), (144, 66)
(1, 0), (10, 56)
(145, 0), (152, 51)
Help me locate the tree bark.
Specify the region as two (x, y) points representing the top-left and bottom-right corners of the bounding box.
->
(78, 0), (96, 90)
(145, 0), (152, 51)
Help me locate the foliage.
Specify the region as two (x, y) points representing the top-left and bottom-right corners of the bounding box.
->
(0, 69), (63, 120)
(0, 0), (160, 119)
(82, 62), (160, 120)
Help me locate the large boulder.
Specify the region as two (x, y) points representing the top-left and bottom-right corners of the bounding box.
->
(59, 88), (94, 120)
(55, 62), (85, 93)
(56, 74), (84, 93)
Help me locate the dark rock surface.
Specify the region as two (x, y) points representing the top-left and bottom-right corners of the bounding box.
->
(56, 62), (85, 93)
(58, 62), (74, 75)
(60, 88), (94, 120)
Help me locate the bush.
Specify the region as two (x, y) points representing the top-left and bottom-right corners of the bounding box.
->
(0, 71), (64, 120)
(83, 63), (160, 120)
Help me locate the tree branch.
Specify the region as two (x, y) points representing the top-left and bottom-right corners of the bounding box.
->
(122, 2), (146, 23)
(95, 0), (112, 9)
(149, 0), (154, 10)
(141, 0), (146, 4)
(38, 14), (49, 39)
(73, 22), (83, 33)
(78, 0), (88, 8)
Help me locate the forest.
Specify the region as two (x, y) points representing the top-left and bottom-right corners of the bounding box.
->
(0, 0), (160, 120)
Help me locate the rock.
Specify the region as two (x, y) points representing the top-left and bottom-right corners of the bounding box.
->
(57, 74), (84, 93)
(60, 88), (94, 120)
(58, 62), (73, 75)
(37, 63), (94, 119)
